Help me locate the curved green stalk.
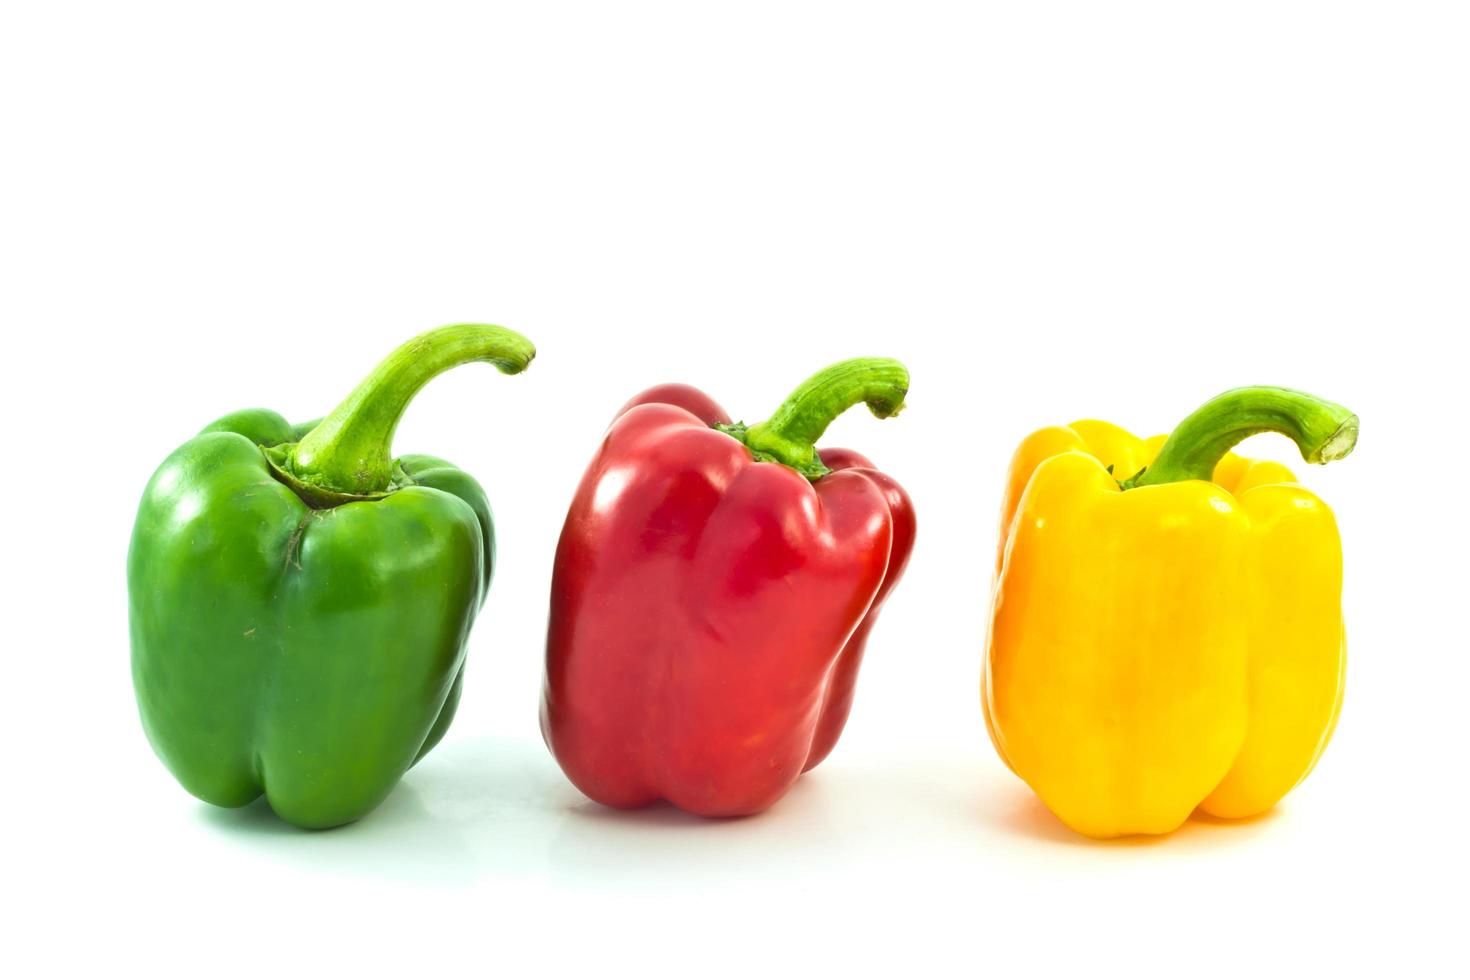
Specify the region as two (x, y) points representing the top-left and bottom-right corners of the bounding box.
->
(269, 324), (534, 505)
(720, 358), (909, 480)
(1136, 386), (1358, 487)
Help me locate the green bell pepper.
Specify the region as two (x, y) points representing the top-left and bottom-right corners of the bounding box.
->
(128, 323), (534, 829)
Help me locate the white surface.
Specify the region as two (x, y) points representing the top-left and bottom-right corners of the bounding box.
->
(4, 2), (1467, 975)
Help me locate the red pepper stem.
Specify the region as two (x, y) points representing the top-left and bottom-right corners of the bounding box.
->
(1135, 386), (1358, 487)
(736, 357), (909, 480)
(275, 324), (535, 502)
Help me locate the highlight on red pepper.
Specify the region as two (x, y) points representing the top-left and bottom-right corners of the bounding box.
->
(541, 358), (916, 817)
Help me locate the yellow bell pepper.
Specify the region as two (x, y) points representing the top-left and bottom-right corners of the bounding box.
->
(984, 387), (1357, 838)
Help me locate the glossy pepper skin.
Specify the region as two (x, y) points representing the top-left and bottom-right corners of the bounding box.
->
(985, 387), (1358, 839)
(128, 324), (533, 829)
(542, 360), (915, 817)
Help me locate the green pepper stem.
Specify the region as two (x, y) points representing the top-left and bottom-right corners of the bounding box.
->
(282, 324), (534, 499)
(1136, 386), (1358, 487)
(728, 358), (908, 480)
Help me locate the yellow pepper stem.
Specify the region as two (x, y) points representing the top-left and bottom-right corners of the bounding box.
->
(1136, 386), (1359, 487)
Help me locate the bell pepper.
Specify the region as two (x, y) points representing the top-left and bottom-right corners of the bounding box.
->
(984, 386), (1358, 838)
(542, 359), (916, 816)
(128, 323), (534, 829)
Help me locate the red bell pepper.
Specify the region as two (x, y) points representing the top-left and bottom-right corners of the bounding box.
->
(541, 359), (916, 816)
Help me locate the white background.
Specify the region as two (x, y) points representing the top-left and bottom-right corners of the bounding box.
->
(3, 1), (1467, 975)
